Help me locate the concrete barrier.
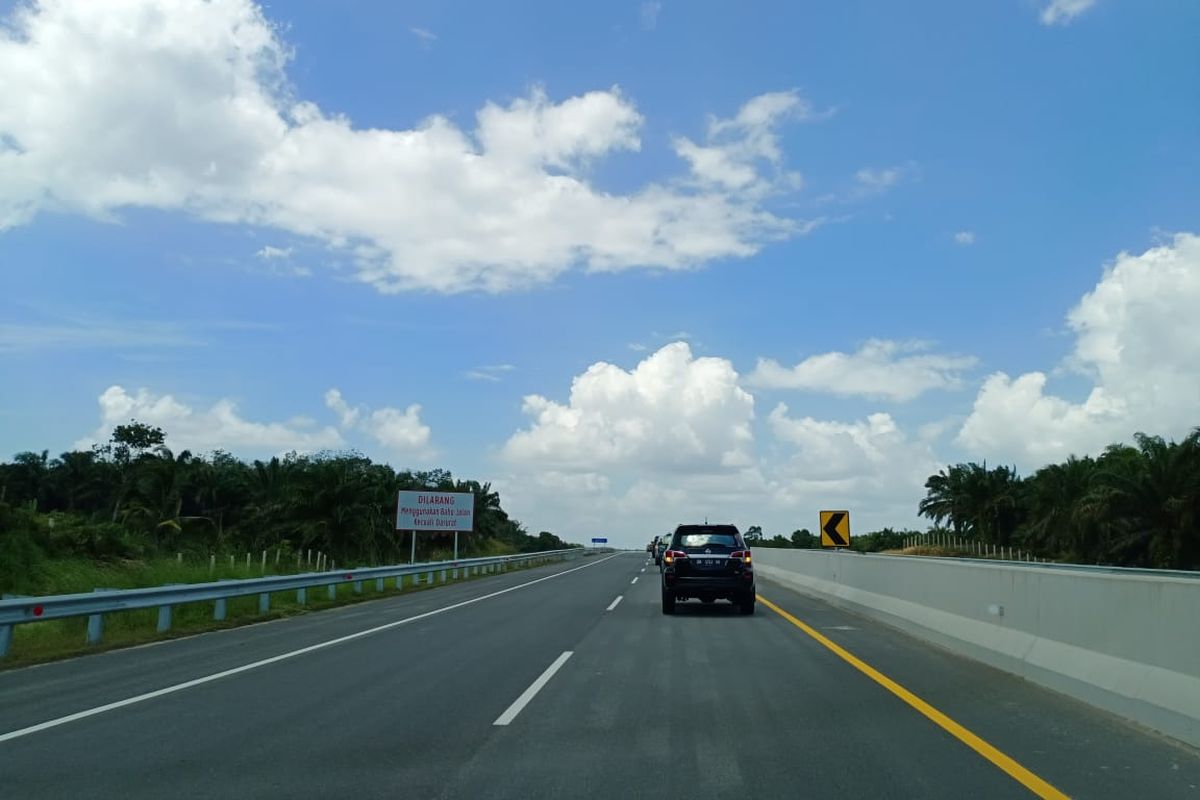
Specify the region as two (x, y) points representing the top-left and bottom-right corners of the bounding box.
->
(753, 548), (1200, 748)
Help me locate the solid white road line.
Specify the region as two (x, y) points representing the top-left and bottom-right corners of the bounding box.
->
(606, 596), (623, 611)
(493, 651), (573, 726)
(0, 554), (623, 745)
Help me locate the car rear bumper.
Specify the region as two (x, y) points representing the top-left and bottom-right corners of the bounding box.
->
(663, 574), (754, 597)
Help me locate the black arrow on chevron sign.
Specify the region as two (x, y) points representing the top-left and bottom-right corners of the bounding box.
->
(822, 512), (847, 546)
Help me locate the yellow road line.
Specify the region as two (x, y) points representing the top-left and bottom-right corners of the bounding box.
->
(757, 594), (1070, 800)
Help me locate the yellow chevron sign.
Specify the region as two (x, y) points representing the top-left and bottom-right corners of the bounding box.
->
(820, 510), (850, 547)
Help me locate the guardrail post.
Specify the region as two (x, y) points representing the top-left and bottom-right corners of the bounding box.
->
(297, 587), (307, 605)
(376, 578), (384, 592)
(440, 570), (447, 583)
(157, 604), (173, 633)
(259, 592), (270, 613)
(354, 581), (363, 594)
(327, 584), (337, 600)
(426, 571), (433, 584)
(214, 597), (227, 621)
(0, 598), (17, 657)
(408, 574), (416, 587)
(86, 588), (111, 646)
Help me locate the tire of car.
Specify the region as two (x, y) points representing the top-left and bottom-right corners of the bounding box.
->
(661, 589), (676, 615)
(738, 594), (755, 615)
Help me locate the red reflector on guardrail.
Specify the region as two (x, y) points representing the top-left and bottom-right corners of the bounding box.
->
(32, 605), (44, 617)
(344, 574), (353, 580)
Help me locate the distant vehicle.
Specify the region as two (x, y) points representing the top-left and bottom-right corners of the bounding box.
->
(653, 536), (668, 567)
(661, 524), (755, 615)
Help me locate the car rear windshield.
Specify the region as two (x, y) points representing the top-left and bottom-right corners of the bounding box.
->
(673, 526), (741, 548)
(678, 533), (739, 548)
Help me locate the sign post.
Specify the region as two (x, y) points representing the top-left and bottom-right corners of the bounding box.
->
(397, 491), (475, 561)
(819, 510), (850, 548)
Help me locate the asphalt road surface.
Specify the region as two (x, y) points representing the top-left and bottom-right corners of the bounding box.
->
(1, 552), (1198, 799)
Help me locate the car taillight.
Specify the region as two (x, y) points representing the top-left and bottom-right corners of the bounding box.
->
(730, 550), (752, 564)
(664, 549), (687, 565)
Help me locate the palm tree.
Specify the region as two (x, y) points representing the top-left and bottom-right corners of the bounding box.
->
(123, 446), (195, 549)
(1022, 456), (1096, 559)
(6, 450), (50, 510)
(919, 465), (968, 536)
(1086, 431), (1200, 569)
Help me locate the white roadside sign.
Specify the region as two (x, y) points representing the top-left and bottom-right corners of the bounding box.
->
(396, 491), (474, 532)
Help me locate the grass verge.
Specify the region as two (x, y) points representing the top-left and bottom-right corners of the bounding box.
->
(2, 557), (560, 670)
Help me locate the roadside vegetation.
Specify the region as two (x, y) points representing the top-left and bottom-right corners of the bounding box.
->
(744, 526), (915, 554)
(745, 428), (1199, 571)
(916, 430), (1200, 570)
(1, 554), (557, 668)
(0, 420), (576, 598)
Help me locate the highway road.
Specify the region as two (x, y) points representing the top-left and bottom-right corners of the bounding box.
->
(1, 551), (1198, 798)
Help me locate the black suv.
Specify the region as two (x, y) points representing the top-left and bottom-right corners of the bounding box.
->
(660, 524), (755, 615)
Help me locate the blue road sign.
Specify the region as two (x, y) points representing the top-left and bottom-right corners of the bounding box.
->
(591, 537), (608, 544)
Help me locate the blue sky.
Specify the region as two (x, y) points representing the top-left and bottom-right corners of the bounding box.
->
(2, 0), (1198, 545)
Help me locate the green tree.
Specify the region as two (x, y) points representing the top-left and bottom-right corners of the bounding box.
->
(1021, 456), (1096, 559)
(919, 465), (968, 536)
(1083, 431), (1200, 568)
(3, 450), (50, 509)
(790, 528), (817, 548)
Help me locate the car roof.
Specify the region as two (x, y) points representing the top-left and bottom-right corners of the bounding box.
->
(673, 524), (741, 536)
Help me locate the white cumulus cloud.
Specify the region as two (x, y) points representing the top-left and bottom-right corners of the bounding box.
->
(78, 386), (344, 455)
(747, 340), (977, 402)
(672, 91), (812, 194)
(256, 245), (293, 260)
(494, 342), (944, 545)
(503, 342), (755, 473)
(0, 0), (809, 293)
(957, 233), (1200, 465)
(1040, 0), (1097, 26)
(954, 230), (976, 245)
(852, 162), (918, 198)
(324, 389), (432, 457)
(767, 404), (940, 515)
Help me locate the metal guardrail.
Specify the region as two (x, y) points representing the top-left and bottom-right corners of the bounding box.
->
(0, 548), (584, 657)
